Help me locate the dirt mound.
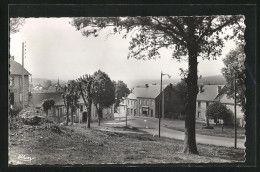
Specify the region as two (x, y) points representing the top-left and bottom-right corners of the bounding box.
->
(10, 107), (67, 137)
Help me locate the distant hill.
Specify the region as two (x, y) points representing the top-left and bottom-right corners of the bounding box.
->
(30, 78), (67, 86)
(125, 75), (226, 89)
(125, 78), (181, 89)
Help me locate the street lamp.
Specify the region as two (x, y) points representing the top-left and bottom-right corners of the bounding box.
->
(159, 71), (171, 138)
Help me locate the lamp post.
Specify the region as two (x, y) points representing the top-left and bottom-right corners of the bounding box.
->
(159, 71), (171, 138)
(125, 93), (127, 127)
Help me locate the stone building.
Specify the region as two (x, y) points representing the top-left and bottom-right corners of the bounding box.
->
(10, 56), (31, 110)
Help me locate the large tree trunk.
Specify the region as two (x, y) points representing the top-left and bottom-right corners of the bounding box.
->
(182, 41), (199, 154)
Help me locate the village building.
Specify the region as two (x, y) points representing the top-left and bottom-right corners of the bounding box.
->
(10, 56), (31, 110)
(119, 83), (184, 118)
(29, 92), (114, 123)
(196, 76), (244, 127)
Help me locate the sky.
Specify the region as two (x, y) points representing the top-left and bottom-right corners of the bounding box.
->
(10, 18), (237, 86)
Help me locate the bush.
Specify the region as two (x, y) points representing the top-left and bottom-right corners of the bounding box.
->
(206, 102), (233, 125)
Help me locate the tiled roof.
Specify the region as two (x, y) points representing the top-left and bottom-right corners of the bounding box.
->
(10, 60), (30, 75)
(197, 85), (225, 101)
(30, 92), (85, 107)
(129, 84), (168, 99)
(197, 84), (235, 105)
(127, 93), (137, 99)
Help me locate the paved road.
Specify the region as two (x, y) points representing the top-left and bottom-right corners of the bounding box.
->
(105, 114), (245, 149)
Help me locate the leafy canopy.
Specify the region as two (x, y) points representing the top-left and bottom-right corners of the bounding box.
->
(10, 18), (25, 34)
(62, 80), (80, 111)
(42, 98), (55, 112)
(71, 16), (244, 61)
(221, 46), (245, 112)
(92, 70), (115, 109)
(114, 80), (130, 109)
(206, 101), (232, 122)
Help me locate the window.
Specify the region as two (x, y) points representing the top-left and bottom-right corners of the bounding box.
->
(197, 112), (201, 118)
(10, 77), (14, 86)
(198, 101), (201, 108)
(131, 100), (133, 105)
(206, 102), (209, 107)
(19, 93), (23, 102)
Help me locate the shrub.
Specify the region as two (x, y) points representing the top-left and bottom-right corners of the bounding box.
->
(206, 102), (233, 125)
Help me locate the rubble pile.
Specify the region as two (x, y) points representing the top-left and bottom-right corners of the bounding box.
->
(9, 107), (65, 135)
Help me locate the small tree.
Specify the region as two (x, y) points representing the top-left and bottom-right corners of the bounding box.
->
(92, 70), (115, 126)
(42, 98), (55, 116)
(206, 102), (233, 125)
(62, 80), (80, 125)
(77, 75), (94, 128)
(114, 80), (130, 111)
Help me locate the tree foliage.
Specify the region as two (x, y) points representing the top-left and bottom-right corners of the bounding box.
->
(114, 80), (130, 111)
(10, 18), (25, 34)
(62, 80), (80, 125)
(42, 98), (55, 116)
(221, 46), (245, 112)
(206, 102), (233, 125)
(71, 16), (245, 154)
(174, 80), (188, 115)
(92, 70), (115, 126)
(77, 74), (94, 128)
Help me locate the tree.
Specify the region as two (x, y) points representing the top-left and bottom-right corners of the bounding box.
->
(114, 80), (130, 111)
(206, 102), (233, 125)
(174, 80), (188, 115)
(62, 80), (80, 125)
(42, 98), (55, 116)
(92, 70), (115, 126)
(77, 74), (94, 128)
(221, 46), (245, 112)
(10, 18), (25, 34)
(71, 16), (244, 154)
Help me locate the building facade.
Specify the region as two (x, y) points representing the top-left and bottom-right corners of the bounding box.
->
(120, 83), (183, 118)
(196, 83), (244, 127)
(10, 57), (31, 110)
(29, 92), (114, 123)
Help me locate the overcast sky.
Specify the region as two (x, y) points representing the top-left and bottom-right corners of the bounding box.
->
(10, 18), (236, 85)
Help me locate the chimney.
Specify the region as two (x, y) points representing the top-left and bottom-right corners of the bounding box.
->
(145, 84), (149, 88)
(10, 56), (14, 61)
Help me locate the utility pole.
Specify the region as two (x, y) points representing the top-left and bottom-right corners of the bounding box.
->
(22, 42), (25, 109)
(234, 73), (237, 148)
(159, 72), (162, 138)
(125, 93), (127, 127)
